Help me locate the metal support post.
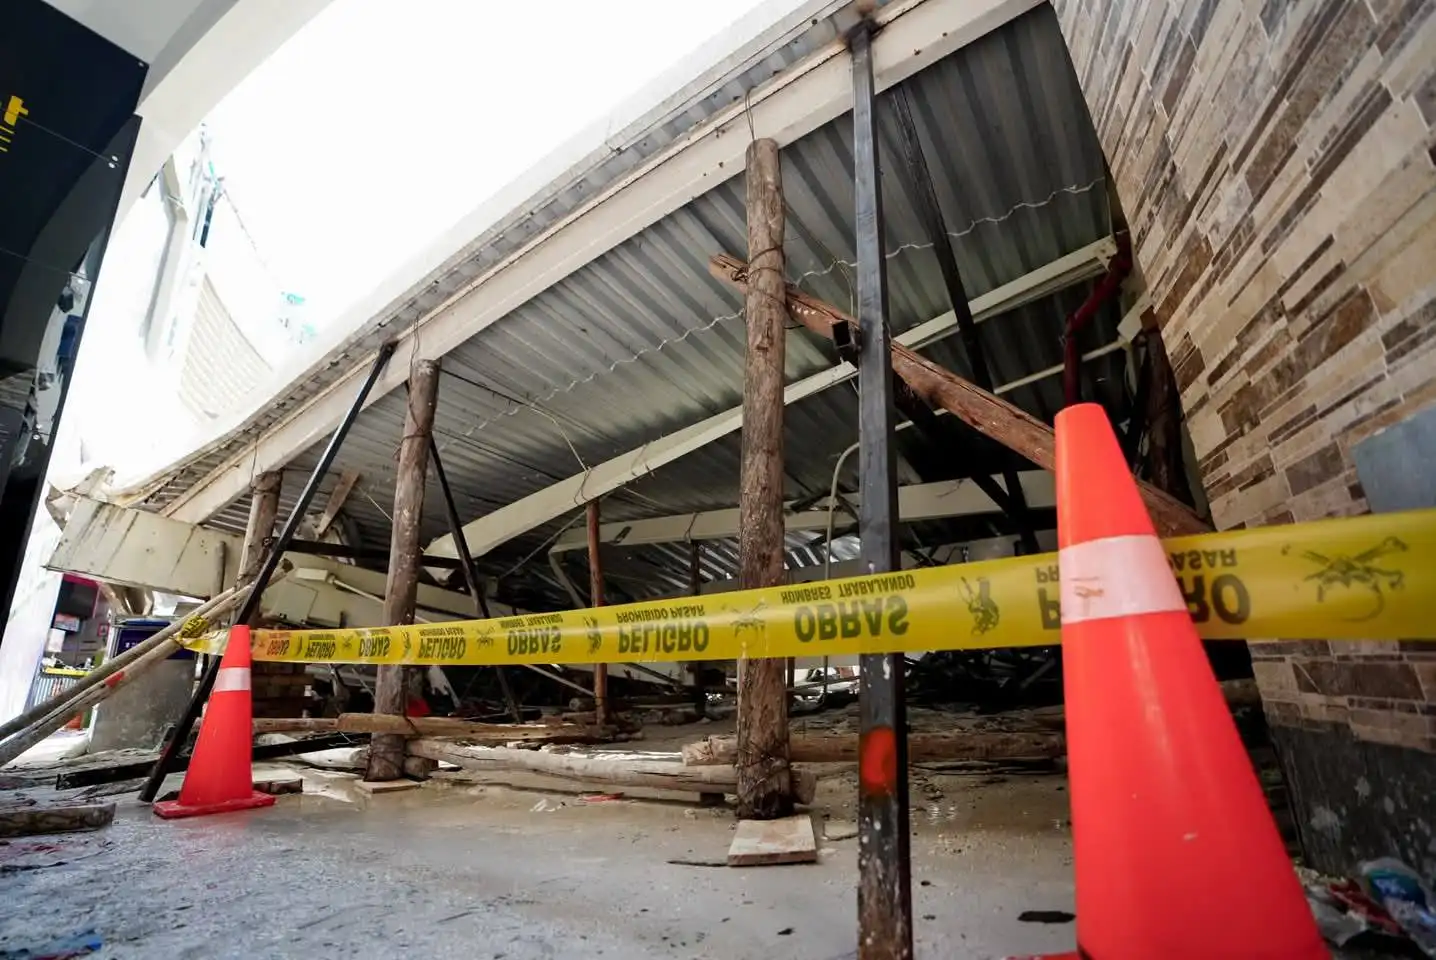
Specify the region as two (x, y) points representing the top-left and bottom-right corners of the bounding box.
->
(139, 342), (398, 802)
(586, 500), (609, 726)
(851, 22), (913, 960)
(429, 433), (521, 722)
(892, 88), (1037, 554)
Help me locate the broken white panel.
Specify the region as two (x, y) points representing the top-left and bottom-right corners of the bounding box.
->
(47, 496), (241, 598)
(45, 497), (490, 624)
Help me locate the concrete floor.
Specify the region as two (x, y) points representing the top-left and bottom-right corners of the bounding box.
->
(0, 767), (1078, 959)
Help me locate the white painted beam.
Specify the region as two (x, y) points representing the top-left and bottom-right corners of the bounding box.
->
(423, 239), (1109, 561)
(48, 497), (241, 598)
(549, 474), (1054, 554)
(150, 0), (1046, 525)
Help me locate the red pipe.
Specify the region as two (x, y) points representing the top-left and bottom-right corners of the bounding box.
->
(1064, 237), (1132, 406)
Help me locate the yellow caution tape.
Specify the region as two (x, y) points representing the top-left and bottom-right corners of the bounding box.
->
(178, 615), (211, 640)
(182, 509), (1436, 666)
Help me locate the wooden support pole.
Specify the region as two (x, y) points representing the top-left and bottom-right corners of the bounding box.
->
(313, 469), (362, 538)
(736, 137), (793, 820)
(587, 499), (608, 727)
(708, 253), (1208, 539)
(367, 358), (441, 782)
(238, 471), (281, 625)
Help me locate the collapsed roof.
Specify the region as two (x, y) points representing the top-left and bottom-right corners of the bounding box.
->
(113, 0), (1131, 610)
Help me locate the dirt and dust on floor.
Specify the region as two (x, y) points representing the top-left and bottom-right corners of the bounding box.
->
(0, 700), (1082, 960)
(0, 696), (1427, 958)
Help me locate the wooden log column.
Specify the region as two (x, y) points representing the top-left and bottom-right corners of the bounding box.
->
(587, 499), (609, 726)
(239, 471), (300, 718)
(238, 471), (281, 624)
(366, 358), (441, 782)
(735, 137), (793, 820)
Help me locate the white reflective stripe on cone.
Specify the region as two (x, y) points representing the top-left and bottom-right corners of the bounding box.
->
(1058, 534), (1187, 625)
(213, 667), (252, 693)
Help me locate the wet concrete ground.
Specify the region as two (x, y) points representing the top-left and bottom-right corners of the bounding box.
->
(0, 766), (1077, 959)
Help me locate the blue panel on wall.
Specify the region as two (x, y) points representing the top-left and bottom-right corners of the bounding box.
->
(1352, 403), (1436, 513)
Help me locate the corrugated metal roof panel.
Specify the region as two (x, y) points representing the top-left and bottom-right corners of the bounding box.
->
(171, 7), (1121, 610)
(127, 2), (857, 514)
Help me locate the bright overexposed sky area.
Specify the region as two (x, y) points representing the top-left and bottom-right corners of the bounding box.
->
(204, 0), (787, 330)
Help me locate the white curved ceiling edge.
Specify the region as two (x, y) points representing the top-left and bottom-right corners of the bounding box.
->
(42, 0), (334, 221)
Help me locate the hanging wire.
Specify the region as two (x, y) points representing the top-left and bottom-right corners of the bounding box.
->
(355, 482), (393, 524)
(494, 513), (586, 581)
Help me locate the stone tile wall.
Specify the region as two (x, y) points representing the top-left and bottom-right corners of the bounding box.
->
(1049, 0), (1436, 871)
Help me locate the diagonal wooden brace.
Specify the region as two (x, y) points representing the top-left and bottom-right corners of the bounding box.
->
(709, 253), (1208, 538)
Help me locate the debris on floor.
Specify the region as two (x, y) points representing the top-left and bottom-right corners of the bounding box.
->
(666, 855), (728, 867)
(0, 929), (102, 960)
(253, 777), (303, 796)
(1302, 859), (1436, 956)
(0, 835), (112, 873)
(682, 728), (1063, 765)
(354, 778), (420, 796)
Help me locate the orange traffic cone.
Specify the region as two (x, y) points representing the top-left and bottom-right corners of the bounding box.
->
(154, 625), (275, 819)
(1054, 403), (1324, 958)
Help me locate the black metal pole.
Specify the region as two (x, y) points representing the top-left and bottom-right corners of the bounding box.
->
(851, 22), (913, 960)
(138, 342), (398, 802)
(892, 88), (1039, 554)
(428, 432), (521, 722)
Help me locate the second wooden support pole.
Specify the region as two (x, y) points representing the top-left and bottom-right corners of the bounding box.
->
(735, 137), (792, 820)
(367, 358), (441, 782)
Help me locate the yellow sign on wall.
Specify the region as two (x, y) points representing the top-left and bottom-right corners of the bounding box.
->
(0, 95), (28, 153)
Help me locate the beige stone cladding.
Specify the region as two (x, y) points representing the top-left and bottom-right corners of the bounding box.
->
(1051, 0), (1436, 753)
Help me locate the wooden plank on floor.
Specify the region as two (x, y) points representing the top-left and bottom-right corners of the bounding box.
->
(0, 802), (115, 838)
(727, 814), (817, 866)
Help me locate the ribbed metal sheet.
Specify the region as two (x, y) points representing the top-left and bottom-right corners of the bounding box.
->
(130, 4), (853, 515)
(168, 7), (1119, 609)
